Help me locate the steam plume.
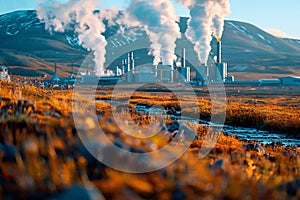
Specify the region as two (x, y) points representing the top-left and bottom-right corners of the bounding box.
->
(124, 0), (181, 65)
(37, 0), (114, 76)
(180, 0), (230, 65)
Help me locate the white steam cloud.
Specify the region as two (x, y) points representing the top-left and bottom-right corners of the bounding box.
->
(180, 0), (230, 65)
(37, 0), (229, 72)
(123, 0), (181, 65)
(37, 0), (116, 76)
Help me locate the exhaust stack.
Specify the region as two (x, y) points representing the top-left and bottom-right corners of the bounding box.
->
(217, 37), (222, 64)
(127, 53), (131, 72)
(86, 63), (90, 75)
(181, 48), (186, 68)
(122, 59), (126, 74)
(131, 52), (135, 71)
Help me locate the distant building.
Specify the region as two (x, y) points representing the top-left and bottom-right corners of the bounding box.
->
(279, 76), (300, 86)
(0, 65), (11, 82)
(258, 79), (281, 86)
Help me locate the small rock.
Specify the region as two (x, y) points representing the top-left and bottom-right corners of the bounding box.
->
(212, 159), (224, 168)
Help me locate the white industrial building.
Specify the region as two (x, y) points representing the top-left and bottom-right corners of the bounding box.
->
(279, 76), (300, 86)
(195, 36), (229, 83)
(0, 65), (11, 82)
(121, 51), (191, 84)
(258, 79), (281, 86)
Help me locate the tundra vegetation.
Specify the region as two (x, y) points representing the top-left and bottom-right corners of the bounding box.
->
(0, 81), (299, 199)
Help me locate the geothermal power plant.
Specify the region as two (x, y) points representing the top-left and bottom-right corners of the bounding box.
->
(34, 0), (299, 88)
(114, 36), (228, 85)
(46, 33), (300, 87)
(67, 35), (228, 86)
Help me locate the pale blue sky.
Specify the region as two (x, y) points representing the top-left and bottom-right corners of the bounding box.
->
(0, 0), (299, 38)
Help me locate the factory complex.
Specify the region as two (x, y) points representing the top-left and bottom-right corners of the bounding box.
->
(1, 36), (300, 88)
(42, 35), (300, 88)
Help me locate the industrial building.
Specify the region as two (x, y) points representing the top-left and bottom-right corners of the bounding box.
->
(42, 34), (231, 86)
(225, 77), (300, 87)
(279, 76), (300, 86)
(194, 36), (229, 84)
(41, 33), (300, 88)
(208, 36), (228, 82)
(118, 50), (191, 84)
(258, 79), (281, 86)
(0, 65), (11, 82)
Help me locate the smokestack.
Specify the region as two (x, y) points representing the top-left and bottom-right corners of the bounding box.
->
(122, 59), (125, 74)
(131, 52), (135, 71)
(54, 63), (57, 74)
(179, 0), (230, 65)
(127, 53), (131, 72)
(181, 48), (186, 68)
(37, 0), (119, 76)
(217, 37), (222, 64)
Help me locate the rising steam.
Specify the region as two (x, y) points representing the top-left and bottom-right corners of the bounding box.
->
(180, 0), (230, 65)
(37, 0), (229, 71)
(123, 0), (181, 65)
(37, 0), (114, 76)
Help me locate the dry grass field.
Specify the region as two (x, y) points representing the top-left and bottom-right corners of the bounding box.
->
(0, 81), (299, 199)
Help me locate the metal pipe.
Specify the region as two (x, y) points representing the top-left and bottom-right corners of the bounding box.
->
(122, 59), (125, 74)
(182, 48), (186, 68)
(127, 53), (131, 72)
(131, 52), (135, 71)
(217, 39), (222, 64)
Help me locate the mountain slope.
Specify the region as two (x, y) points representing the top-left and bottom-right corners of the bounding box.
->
(0, 10), (299, 78)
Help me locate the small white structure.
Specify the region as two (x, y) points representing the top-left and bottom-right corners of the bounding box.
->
(258, 79), (281, 86)
(279, 76), (300, 86)
(0, 65), (11, 82)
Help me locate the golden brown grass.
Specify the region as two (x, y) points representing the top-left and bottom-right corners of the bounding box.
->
(1, 81), (298, 136)
(0, 81), (300, 199)
(0, 83), (300, 136)
(100, 90), (300, 136)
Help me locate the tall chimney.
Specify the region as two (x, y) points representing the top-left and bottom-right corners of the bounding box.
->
(181, 48), (186, 68)
(122, 59), (125, 74)
(217, 37), (222, 64)
(127, 53), (131, 72)
(54, 63), (57, 74)
(131, 52), (135, 71)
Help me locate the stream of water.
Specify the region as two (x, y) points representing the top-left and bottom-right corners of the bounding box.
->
(97, 99), (300, 147)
